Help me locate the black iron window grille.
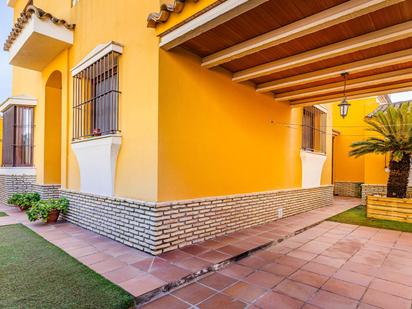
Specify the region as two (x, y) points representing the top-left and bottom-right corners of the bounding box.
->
(72, 51), (121, 141)
(2, 106), (34, 167)
(302, 106), (327, 154)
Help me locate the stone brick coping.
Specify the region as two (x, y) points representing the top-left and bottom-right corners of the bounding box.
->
(0, 197), (358, 306)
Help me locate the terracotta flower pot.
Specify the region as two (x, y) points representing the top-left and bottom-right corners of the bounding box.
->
(46, 210), (60, 223)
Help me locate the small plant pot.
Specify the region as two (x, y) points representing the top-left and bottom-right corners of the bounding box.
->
(46, 210), (60, 224)
(18, 205), (29, 212)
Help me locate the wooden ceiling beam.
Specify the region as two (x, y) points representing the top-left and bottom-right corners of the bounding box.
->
(232, 20), (412, 83)
(202, 0), (404, 68)
(288, 81), (412, 106)
(256, 48), (412, 93)
(275, 67), (412, 101)
(160, 0), (269, 50)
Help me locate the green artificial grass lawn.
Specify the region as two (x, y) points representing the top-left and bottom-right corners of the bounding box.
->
(328, 205), (412, 233)
(0, 224), (135, 309)
(0, 212), (8, 217)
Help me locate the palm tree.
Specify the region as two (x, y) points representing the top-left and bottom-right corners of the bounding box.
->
(350, 104), (412, 198)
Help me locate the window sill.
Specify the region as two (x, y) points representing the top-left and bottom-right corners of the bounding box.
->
(301, 149), (326, 156)
(0, 167), (36, 176)
(71, 133), (121, 145)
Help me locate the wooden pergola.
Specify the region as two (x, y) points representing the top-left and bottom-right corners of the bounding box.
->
(152, 0), (412, 106)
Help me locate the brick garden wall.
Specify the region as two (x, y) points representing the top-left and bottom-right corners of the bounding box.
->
(61, 185), (333, 255)
(334, 182), (362, 197)
(361, 184), (412, 204)
(32, 184), (61, 200)
(0, 174), (36, 204)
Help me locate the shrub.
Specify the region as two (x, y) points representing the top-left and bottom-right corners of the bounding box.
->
(7, 192), (40, 209)
(27, 198), (69, 222)
(7, 193), (23, 206)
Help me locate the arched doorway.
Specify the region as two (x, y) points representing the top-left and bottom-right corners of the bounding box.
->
(44, 71), (62, 184)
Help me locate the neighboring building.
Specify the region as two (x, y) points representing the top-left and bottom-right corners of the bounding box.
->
(4, 0), (409, 254)
(332, 97), (393, 202)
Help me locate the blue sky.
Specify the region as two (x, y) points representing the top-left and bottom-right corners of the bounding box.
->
(0, 3), (12, 103)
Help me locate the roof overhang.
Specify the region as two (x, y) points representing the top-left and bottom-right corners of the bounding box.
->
(4, 5), (74, 71)
(7, 0), (16, 7)
(0, 96), (37, 113)
(149, 0), (412, 106)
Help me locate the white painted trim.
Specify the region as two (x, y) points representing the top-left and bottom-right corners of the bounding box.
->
(7, 0), (16, 7)
(0, 167), (36, 176)
(159, 0), (268, 50)
(300, 150), (327, 188)
(0, 96), (37, 113)
(71, 42), (123, 76)
(9, 16), (74, 65)
(314, 104), (328, 113)
(71, 134), (121, 197)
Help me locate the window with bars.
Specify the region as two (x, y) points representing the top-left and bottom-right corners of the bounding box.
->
(2, 106), (34, 167)
(72, 51), (120, 140)
(302, 106), (327, 154)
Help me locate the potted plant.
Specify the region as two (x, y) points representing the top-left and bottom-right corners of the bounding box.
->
(7, 192), (40, 211)
(350, 104), (412, 222)
(26, 198), (69, 223)
(7, 193), (23, 207)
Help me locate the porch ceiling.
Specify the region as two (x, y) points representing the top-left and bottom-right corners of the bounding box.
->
(154, 0), (412, 106)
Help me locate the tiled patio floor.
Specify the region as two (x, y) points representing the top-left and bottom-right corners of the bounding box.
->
(0, 197), (359, 306)
(144, 218), (412, 309)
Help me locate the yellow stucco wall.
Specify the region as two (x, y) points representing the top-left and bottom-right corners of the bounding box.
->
(332, 97), (388, 184)
(157, 48), (333, 201)
(44, 73), (62, 184)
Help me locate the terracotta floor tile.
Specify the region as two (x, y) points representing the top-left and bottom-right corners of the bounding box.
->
(103, 265), (144, 284)
(357, 303), (381, 309)
(180, 244), (210, 256)
(238, 255), (267, 269)
(172, 282), (216, 305)
(244, 270), (283, 288)
(276, 255), (307, 268)
(287, 249), (318, 261)
(369, 278), (412, 300)
(78, 252), (111, 266)
(362, 288), (411, 309)
(322, 278), (366, 300)
(255, 291), (304, 309)
(175, 256), (211, 272)
(223, 281), (266, 303)
(289, 270), (328, 288)
(117, 252), (150, 264)
(141, 295), (190, 309)
(198, 293), (246, 309)
(274, 279), (318, 302)
(312, 255), (346, 268)
(88, 258), (126, 274)
(261, 262), (299, 277)
(198, 250), (231, 264)
(217, 245), (246, 256)
(252, 250), (282, 262)
(150, 263), (192, 282)
(159, 249), (193, 263)
(375, 268), (412, 286)
(333, 269), (372, 287)
(308, 290), (358, 309)
(220, 263), (254, 279)
(198, 272), (237, 291)
(66, 245), (99, 258)
(201, 239), (225, 249)
(340, 261), (379, 277)
(119, 274), (166, 297)
(301, 261), (338, 277)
